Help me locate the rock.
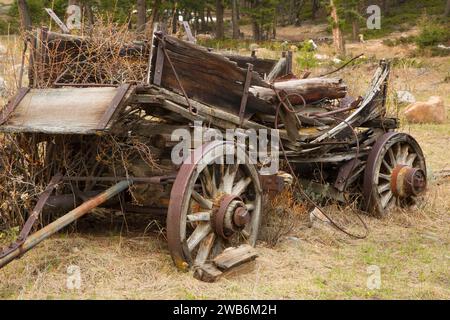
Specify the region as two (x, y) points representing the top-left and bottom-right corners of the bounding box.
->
(285, 236), (300, 243)
(397, 90), (416, 104)
(332, 57), (342, 64)
(249, 43), (259, 51)
(196, 33), (213, 41)
(359, 34), (366, 43)
(404, 96), (447, 124)
(308, 39), (318, 50)
(314, 53), (329, 60)
(0, 76), (7, 98)
(309, 207), (330, 227)
(437, 44), (450, 50)
(0, 43), (6, 55)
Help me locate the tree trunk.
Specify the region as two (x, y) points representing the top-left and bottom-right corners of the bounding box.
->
(18, 0), (32, 31)
(216, 0), (224, 39)
(445, 0), (450, 16)
(311, 0), (320, 20)
(199, 9), (207, 32)
(330, 0), (345, 55)
(252, 20), (261, 41)
(250, 78), (347, 105)
(381, 0), (390, 16)
(232, 0), (240, 39)
(84, 3), (94, 27)
(149, 0), (161, 31)
(136, 0), (147, 33)
(352, 19), (360, 41)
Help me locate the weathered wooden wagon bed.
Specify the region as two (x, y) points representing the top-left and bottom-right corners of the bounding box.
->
(0, 29), (427, 279)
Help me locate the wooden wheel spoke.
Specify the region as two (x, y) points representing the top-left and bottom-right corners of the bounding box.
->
(201, 168), (214, 196)
(382, 159), (393, 172)
(406, 153), (417, 166)
(187, 211), (211, 222)
(245, 202), (255, 211)
(388, 148), (397, 168)
(379, 173), (391, 181)
(387, 196), (396, 210)
(221, 164), (238, 194)
(232, 177), (252, 196)
(187, 223), (212, 252)
(395, 143), (402, 163)
(378, 183), (391, 194)
(194, 233), (216, 266)
(192, 190), (213, 210)
(210, 165), (218, 196)
(400, 144), (409, 164)
(381, 191), (393, 208)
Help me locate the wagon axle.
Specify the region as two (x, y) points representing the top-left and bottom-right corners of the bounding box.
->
(391, 165), (427, 198)
(213, 195), (251, 239)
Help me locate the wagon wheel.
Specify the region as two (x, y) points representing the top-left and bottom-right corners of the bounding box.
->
(167, 141), (262, 271)
(363, 132), (427, 217)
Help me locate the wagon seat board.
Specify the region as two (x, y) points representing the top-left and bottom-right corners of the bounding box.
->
(0, 85), (132, 134)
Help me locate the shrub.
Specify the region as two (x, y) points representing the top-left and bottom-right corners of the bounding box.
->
(415, 22), (449, 48)
(295, 40), (319, 70)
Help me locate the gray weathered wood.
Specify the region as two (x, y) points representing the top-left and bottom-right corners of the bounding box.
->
(213, 244), (258, 270)
(0, 87), (128, 134)
(193, 263), (223, 282)
(250, 78), (347, 104)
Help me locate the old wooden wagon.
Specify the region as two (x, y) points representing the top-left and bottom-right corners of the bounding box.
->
(0, 29), (427, 278)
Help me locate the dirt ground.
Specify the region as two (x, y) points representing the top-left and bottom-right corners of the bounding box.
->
(0, 26), (449, 299)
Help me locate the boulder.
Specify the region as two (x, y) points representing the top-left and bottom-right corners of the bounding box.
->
(308, 39), (318, 50)
(0, 76), (7, 98)
(0, 43), (6, 55)
(404, 96), (447, 124)
(249, 43), (259, 51)
(196, 33), (213, 41)
(397, 90), (416, 104)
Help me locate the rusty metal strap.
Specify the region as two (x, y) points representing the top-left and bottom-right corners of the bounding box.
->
(0, 173), (63, 259)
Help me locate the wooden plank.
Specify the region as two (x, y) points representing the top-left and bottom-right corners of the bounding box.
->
(153, 43), (165, 86)
(0, 87), (125, 134)
(225, 55), (277, 76)
(213, 244), (258, 271)
(0, 87), (30, 125)
(155, 35), (274, 117)
(44, 8), (70, 34)
(193, 263), (223, 283)
(96, 84), (132, 130)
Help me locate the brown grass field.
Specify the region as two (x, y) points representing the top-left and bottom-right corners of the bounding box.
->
(0, 27), (449, 299)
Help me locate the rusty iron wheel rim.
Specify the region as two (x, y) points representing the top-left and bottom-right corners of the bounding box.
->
(166, 140), (262, 271)
(363, 132), (427, 217)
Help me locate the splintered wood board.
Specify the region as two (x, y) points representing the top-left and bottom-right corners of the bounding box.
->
(0, 86), (128, 134)
(213, 244), (258, 271)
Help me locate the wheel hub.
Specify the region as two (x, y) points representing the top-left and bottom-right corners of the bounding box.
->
(391, 165), (427, 198)
(213, 194), (250, 239)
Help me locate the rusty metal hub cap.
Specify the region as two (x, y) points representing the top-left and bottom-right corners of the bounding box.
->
(363, 132), (427, 217)
(213, 195), (250, 239)
(391, 165), (427, 198)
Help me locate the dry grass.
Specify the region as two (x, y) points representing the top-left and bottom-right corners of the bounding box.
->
(0, 29), (449, 300)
